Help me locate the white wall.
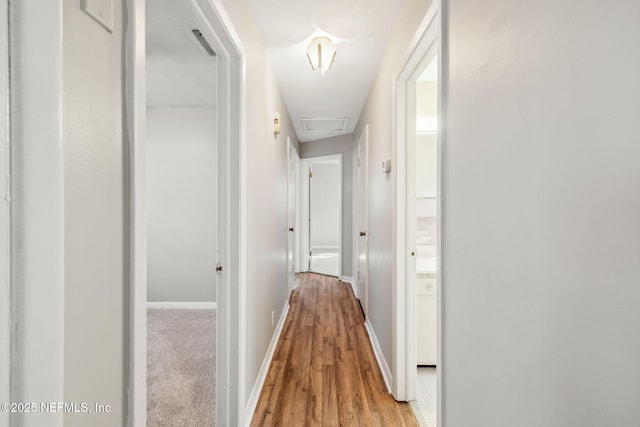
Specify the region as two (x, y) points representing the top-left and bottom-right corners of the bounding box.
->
(353, 0), (433, 375)
(416, 134), (437, 198)
(0, 0), (10, 421)
(62, 1), (125, 425)
(310, 162), (340, 248)
(443, 0), (640, 425)
(10, 1), (66, 424)
(417, 81), (437, 117)
(146, 107), (217, 302)
(219, 0), (299, 414)
(416, 81), (438, 198)
(300, 134), (354, 276)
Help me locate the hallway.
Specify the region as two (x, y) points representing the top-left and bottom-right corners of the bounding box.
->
(251, 273), (417, 426)
(6, 0), (640, 426)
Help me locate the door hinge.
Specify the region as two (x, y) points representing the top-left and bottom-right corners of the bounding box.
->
(216, 263), (223, 273)
(309, 170), (312, 178)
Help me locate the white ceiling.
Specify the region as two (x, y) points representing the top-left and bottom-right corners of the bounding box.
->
(146, 0), (217, 107)
(247, 0), (404, 142)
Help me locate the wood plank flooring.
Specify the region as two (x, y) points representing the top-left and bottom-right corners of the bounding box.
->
(251, 273), (418, 427)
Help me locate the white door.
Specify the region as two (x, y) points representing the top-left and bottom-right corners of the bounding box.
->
(356, 127), (369, 314)
(287, 139), (298, 293)
(306, 155), (342, 277)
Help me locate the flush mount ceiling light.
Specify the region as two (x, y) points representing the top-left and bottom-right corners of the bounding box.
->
(306, 36), (336, 75)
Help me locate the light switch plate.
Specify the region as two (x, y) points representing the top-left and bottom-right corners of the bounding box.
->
(81, 0), (113, 33)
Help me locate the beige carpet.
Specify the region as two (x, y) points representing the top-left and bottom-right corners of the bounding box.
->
(147, 308), (216, 426)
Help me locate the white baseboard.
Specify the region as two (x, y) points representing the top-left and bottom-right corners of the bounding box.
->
(146, 301), (217, 309)
(364, 317), (393, 393)
(243, 302), (290, 427)
(340, 276), (357, 298)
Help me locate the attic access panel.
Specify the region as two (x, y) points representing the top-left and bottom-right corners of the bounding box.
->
(301, 117), (350, 132)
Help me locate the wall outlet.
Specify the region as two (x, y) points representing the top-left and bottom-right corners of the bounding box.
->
(271, 310), (275, 327)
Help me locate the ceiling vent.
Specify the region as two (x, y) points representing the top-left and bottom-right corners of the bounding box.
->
(192, 29), (216, 56)
(301, 117), (350, 132)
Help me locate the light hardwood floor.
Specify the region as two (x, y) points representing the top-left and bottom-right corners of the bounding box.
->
(251, 273), (418, 426)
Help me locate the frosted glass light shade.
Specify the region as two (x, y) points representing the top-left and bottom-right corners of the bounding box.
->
(306, 36), (337, 75)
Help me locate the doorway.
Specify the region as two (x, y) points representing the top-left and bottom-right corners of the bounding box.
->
(127, 0), (244, 424)
(393, 2), (442, 426)
(301, 154), (343, 278)
(287, 138), (300, 293)
(355, 126), (369, 315)
(410, 52), (439, 426)
(145, 1), (218, 424)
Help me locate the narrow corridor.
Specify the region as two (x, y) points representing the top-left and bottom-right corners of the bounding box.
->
(251, 273), (417, 426)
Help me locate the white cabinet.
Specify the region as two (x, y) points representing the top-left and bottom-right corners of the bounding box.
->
(417, 274), (437, 365)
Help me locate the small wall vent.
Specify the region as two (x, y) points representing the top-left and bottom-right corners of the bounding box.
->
(192, 29), (216, 56)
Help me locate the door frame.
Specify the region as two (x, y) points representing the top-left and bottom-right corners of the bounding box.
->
(354, 126), (369, 313)
(300, 154), (343, 278)
(126, 0), (247, 425)
(294, 149), (303, 274)
(392, 0), (445, 421)
(1, 0), (11, 423)
(286, 137), (299, 293)
(405, 34), (439, 400)
(7, 1), (66, 425)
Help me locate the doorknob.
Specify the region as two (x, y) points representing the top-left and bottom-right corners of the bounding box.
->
(289, 227), (294, 232)
(359, 231), (367, 237)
